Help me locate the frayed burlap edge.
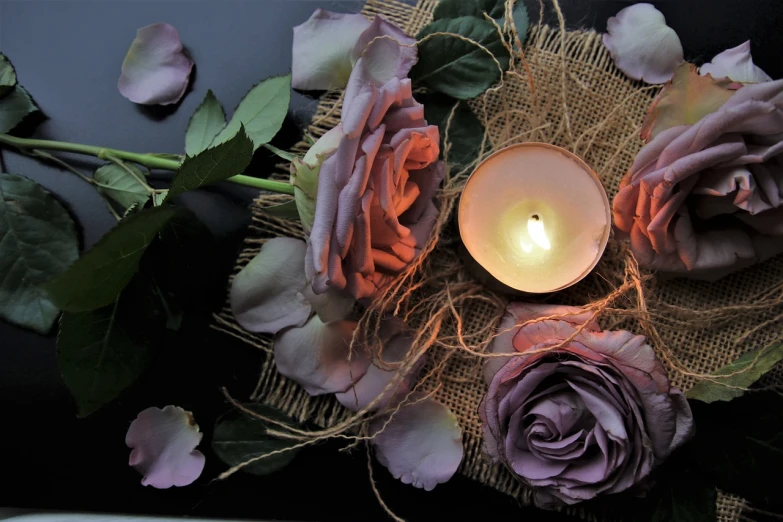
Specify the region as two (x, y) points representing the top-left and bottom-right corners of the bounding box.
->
(212, 1), (783, 521)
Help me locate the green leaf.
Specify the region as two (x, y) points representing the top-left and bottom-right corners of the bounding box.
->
(93, 162), (151, 213)
(44, 205), (181, 312)
(687, 343), (783, 403)
(213, 404), (302, 475)
(0, 172), (79, 334)
(412, 17), (510, 100)
(690, 392), (783, 511)
(260, 199), (299, 219)
(263, 143), (297, 162)
(0, 53), (17, 97)
(166, 127), (254, 200)
(0, 85), (39, 133)
(185, 90), (227, 156)
(140, 209), (218, 310)
(433, 0), (529, 45)
(211, 74), (291, 151)
(419, 93), (484, 172)
(650, 467), (716, 522)
(57, 274), (166, 417)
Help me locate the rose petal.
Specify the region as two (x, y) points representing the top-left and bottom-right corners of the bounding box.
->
(484, 304), (599, 383)
(335, 318), (424, 412)
(351, 16), (417, 84)
(640, 63), (738, 142)
(301, 284), (355, 323)
(602, 3), (684, 84)
(370, 397), (463, 491)
(230, 237), (312, 334)
(291, 9), (371, 91)
(274, 316), (370, 396)
(126, 406), (205, 489)
(118, 23), (193, 105)
(700, 41), (772, 84)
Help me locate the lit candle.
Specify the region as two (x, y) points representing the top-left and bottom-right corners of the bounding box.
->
(458, 143), (611, 293)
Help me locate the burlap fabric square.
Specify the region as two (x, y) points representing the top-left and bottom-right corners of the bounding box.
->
(213, 1), (783, 520)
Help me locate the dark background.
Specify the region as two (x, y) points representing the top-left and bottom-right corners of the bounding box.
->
(0, 1), (781, 520)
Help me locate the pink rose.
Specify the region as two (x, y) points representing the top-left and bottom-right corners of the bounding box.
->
(481, 304), (693, 505)
(305, 37), (445, 300)
(613, 77), (783, 277)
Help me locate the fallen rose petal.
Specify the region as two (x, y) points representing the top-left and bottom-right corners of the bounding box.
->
(292, 9), (371, 91)
(274, 315), (370, 395)
(126, 406), (205, 489)
(230, 237), (312, 334)
(370, 397), (463, 491)
(118, 23), (193, 105)
(700, 41), (772, 84)
(335, 318), (424, 412)
(351, 16), (417, 84)
(602, 3), (683, 84)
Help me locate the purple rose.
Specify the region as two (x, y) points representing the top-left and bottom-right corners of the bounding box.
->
(304, 36), (445, 301)
(480, 303), (693, 505)
(613, 74), (783, 277)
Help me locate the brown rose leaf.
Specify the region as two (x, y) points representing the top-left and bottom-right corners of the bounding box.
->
(640, 63), (739, 143)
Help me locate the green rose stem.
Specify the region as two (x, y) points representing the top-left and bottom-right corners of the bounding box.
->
(0, 133), (295, 195)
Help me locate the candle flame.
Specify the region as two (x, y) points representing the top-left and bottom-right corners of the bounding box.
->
(527, 216), (551, 250)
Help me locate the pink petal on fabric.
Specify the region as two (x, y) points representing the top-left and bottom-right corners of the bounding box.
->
(118, 23), (193, 105)
(230, 237), (312, 334)
(602, 4), (684, 84)
(370, 397), (463, 491)
(291, 9), (371, 91)
(335, 318), (424, 412)
(351, 16), (417, 82)
(700, 41), (773, 83)
(274, 316), (370, 396)
(126, 406), (205, 489)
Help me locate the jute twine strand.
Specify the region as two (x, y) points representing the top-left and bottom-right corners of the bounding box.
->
(211, 1), (783, 520)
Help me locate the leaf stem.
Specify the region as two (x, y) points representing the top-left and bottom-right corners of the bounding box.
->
(0, 133), (295, 195)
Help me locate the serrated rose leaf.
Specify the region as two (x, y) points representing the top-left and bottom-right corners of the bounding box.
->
(0, 172), (78, 334)
(93, 162), (151, 212)
(58, 275), (166, 416)
(167, 127), (253, 200)
(687, 344), (783, 403)
(185, 90), (227, 156)
(411, 17), (510, 100)
(45, 205), (181, 312)
(212, 404), (301, 476)
(0, 85), (39, 133)
(210, 75), (291, 150)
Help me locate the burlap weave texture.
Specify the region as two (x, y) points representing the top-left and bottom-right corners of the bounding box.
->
(213, 1), (783, 520)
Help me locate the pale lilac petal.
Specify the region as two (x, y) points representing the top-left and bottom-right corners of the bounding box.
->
(118, 23), (193, 105)
(301, 284), (355, 323)
(274, 316), (370, 396)
(700, 41), (773, 83)
(602, 4), (684, 84)
(292, 9), (371, 91)
(335, 319), (424, 411)
(370, 397), (463, 491)
(352, 16), (417, 81)
(484, 303), (599, 384)
(230, 238), (311, 334)
(125, 406), (205, 489)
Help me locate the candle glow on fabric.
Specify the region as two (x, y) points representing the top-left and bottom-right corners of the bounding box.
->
(459, 144), (611, 293)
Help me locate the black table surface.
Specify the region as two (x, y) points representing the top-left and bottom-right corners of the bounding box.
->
(0, 1), (781, 521)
